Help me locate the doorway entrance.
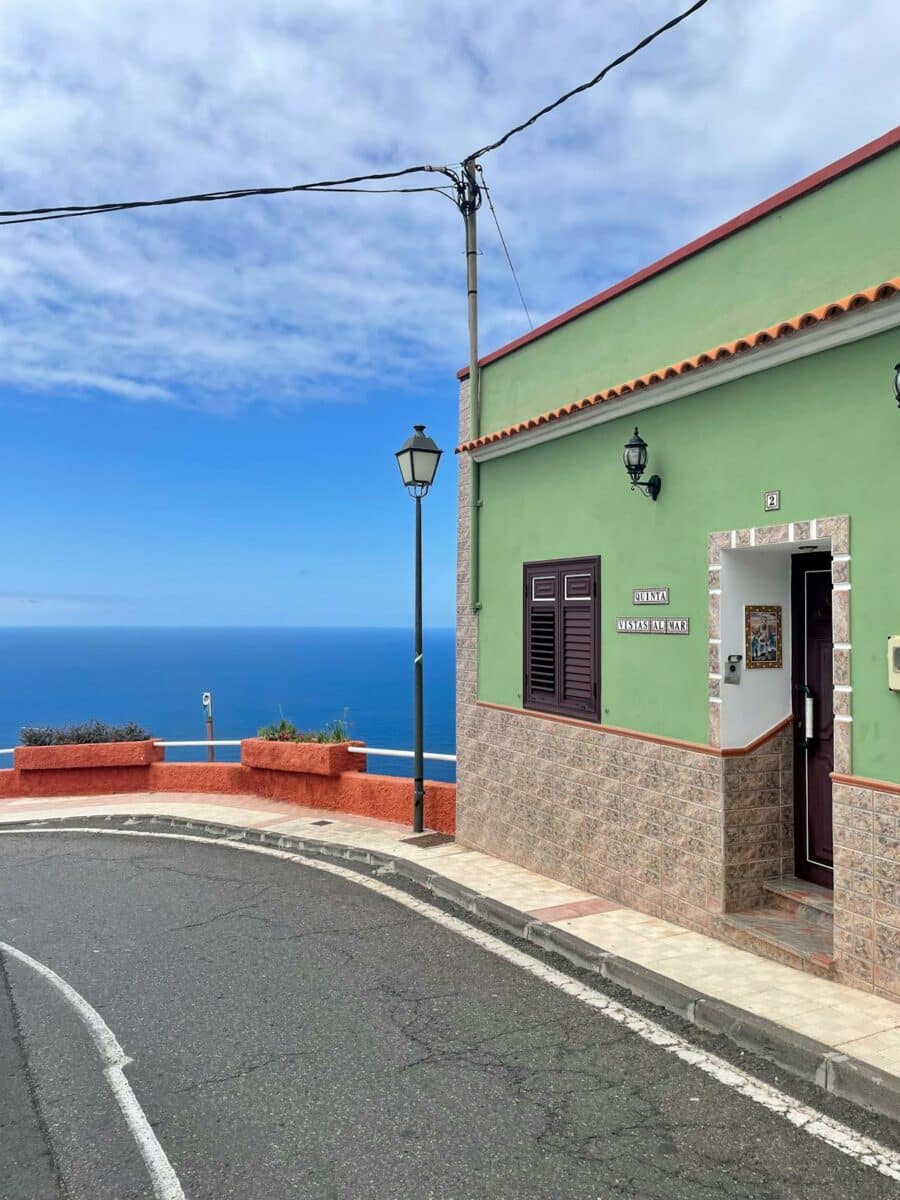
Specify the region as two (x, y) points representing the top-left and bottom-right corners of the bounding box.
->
(791, 551), (834, 887)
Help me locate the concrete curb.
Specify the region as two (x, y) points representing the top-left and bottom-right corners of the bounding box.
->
(8, 812), (900, 1124)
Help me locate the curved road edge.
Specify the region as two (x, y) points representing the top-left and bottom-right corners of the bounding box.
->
(0, 940), (185, 1200)
(2, 811), (899, 1128)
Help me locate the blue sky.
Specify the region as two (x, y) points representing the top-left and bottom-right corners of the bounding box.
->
(0, 381), (458, 625)
(0, 0), (895, 626)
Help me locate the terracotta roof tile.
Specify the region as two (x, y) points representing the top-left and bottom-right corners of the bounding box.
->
(457, 278), (900, 453)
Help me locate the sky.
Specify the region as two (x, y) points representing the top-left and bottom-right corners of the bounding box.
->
(0, 0), (896, 627)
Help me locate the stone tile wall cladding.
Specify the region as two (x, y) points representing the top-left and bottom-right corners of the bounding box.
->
(458, 384), (897, 997)
(833, 779), (900, 1002)
(457, 702), (725, 933)
(722, 726), (794, 913)
(456, 700), (794, 936)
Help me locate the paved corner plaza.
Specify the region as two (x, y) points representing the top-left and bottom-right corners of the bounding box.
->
(0, 793), (898, 1199)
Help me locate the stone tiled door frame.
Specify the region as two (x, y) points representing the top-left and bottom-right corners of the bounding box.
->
(707, 515), (852, 772)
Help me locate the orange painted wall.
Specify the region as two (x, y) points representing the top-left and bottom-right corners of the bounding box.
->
(0, 755), (456, 834)
(244, 765), (456, 834)
(17, 766), (157, 798)
(149, 762), (255, 794)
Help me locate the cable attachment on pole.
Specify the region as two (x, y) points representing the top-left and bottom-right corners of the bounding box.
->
(460, 159), (483, 216)
(423, 162), (481, 219)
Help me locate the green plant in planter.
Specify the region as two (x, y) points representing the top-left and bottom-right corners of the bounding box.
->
(257, 717), (350, 744)
(20, 719), (152, 746)
(317, 719), (350, 743)
(257, 718), (304, 742)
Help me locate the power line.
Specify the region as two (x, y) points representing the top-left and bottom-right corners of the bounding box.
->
(0, 2), (710, 227)
(467, 0), (710, 159)
(479, 170), (534, 330)
(0, 186), (459, 226)
(0, 166), (456, 226)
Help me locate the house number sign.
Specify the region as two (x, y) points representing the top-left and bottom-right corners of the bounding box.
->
(617, 617), (690, 635)
(632, 588), (669, 605)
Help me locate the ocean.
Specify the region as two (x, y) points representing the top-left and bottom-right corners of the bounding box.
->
(0, 627), (457, 782)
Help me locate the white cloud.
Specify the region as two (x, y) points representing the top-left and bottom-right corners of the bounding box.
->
(0, 0), (895, 411)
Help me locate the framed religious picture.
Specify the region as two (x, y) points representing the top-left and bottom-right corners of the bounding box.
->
(745, 605), (783, 669)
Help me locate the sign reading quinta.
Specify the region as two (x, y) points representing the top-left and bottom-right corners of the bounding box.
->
(621, 585), (685, 632)
(632, 588), (669, 605)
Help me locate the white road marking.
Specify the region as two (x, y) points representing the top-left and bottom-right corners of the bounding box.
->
(0, 938), (186, 1200)
(3, 825), (900, 1183)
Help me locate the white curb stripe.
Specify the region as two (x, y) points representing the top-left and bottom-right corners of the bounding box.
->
(3, 826), (900, 1183)
(0, 939), (185, 1200)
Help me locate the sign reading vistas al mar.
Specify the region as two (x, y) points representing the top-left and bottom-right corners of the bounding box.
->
(616, 617), (690, 635)
(632, 588), (669, 605)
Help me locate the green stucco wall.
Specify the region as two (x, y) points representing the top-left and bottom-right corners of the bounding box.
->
(478, 148), (899, 436)
(475, 329), (900, 783)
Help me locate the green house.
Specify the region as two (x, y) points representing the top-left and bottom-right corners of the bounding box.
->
(455, 126), (900, 999)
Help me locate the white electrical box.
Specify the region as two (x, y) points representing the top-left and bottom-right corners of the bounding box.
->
(889, 637), (900, 691)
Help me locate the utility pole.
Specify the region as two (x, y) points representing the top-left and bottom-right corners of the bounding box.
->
(461, 159), (482, 614)
(426, 160), (483, 609)
(462, 159), (480, 431)
(448, 163), (482, 614)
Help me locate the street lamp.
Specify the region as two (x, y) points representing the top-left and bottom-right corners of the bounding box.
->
(395, 424), (442, 832)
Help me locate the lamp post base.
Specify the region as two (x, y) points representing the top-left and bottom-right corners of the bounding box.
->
(413, 781), (424, 834)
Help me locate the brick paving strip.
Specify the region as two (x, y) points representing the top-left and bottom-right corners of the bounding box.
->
(1, 791), (899, 1124)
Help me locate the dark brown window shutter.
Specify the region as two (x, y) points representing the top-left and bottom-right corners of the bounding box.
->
(524, 557), (599, 720)
(524, 565), (559, 710)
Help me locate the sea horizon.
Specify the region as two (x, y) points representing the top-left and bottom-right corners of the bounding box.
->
(0, 626), (457, 781)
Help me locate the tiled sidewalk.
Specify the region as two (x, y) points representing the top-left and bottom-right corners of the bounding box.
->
(2, 791), (899, 1104)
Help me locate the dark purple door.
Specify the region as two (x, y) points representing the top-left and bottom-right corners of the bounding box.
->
(791, 553), (834, 887)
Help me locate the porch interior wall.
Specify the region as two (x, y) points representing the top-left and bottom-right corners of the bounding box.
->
(720, 548), (793, 748)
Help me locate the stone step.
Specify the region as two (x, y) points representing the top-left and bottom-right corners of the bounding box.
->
(763, 875), (834, 919)
(720, 904), (835, 978)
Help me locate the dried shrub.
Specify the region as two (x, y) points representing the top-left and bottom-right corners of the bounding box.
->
(20, 719), (152, 746)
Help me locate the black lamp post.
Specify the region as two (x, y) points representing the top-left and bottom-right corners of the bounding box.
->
(395, 425), (442, 832)
(623, 426), (662, 501)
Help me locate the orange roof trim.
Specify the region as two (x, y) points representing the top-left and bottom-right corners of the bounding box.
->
(457, 279), (900, 453)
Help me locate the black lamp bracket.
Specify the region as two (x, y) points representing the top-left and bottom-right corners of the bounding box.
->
(631, 474), (662, 502)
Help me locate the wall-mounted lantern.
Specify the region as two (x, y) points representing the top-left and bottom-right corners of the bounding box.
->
(623, 426), (662, 502)
(893, 362), (900, 408)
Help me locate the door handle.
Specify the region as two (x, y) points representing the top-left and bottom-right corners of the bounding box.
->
(797, 683), (815, 749)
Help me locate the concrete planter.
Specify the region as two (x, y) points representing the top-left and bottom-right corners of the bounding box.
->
(14, 740), (163, 771)
(241, 738), (366, 777)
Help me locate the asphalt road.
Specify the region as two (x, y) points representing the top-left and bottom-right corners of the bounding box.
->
(0, 826), (897, 1200)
